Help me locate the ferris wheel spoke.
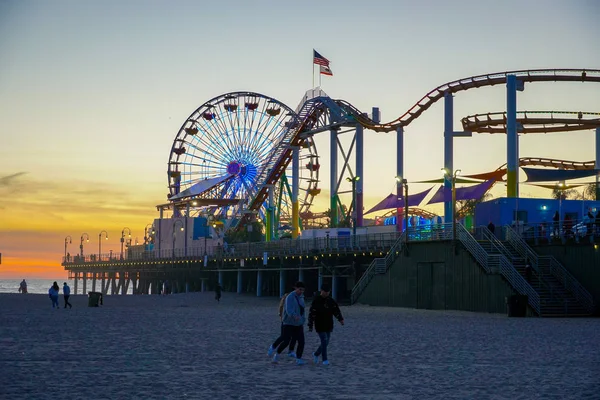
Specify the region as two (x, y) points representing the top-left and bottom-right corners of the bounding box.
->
(198, 121), (233, 160)
(184, 139), (229, 167)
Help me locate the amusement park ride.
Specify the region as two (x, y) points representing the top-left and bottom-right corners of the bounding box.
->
(153, 69), (600, 247)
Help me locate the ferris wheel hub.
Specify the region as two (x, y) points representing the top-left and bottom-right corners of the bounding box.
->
(227, 161), (242, 175)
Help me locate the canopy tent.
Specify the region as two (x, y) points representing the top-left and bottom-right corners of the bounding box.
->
(169, 174), (232, 200)
(522, 167), (599, 183)
(365, 187), (433, 215)
(426, 179), (496, 205)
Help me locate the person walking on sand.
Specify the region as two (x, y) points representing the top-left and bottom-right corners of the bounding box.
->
(18, 279), (27, 294)
(48, 282), (60, 309)
(308, 283), (344, 366)
(272, 281), (307, 365)
(215, 282), (222, 303)
(63, 282), (72, 309)
(267, 290), (297, 358)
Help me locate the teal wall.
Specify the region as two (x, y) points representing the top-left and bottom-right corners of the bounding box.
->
(358, 241), (517, 314)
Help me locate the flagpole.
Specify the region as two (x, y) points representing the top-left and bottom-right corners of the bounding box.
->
(312, 50), (315, 89)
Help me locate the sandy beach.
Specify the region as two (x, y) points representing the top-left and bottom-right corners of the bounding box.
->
(0, 292), (598, 399)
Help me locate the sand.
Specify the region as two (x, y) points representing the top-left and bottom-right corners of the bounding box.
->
(0, 292), (598, 399)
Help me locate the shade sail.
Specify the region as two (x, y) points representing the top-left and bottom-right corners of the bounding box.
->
(414, 177), (484, 184)
(462, 169), (506, 181)
(522, 167), (598, 183)
(426, 179), (496, 205)
(170, 174), (232, 200)
(365, 187), (433, 215)
(527, 182), (593, 190)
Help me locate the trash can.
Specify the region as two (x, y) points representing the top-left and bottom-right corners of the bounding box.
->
(88, 291), (103, 307)
(506, 295), (528, 317)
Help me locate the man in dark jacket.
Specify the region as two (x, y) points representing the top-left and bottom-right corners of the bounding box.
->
(307, 284), (344, 366)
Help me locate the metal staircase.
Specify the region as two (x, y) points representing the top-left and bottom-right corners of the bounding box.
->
(350, 232), (405, 304)
(503, 225), (595, 316)
(455, 224), (541, 314)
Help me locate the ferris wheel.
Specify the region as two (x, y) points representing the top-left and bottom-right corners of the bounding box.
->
(167, 92), (320, 233)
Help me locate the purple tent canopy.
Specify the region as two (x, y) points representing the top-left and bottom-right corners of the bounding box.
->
(426, 180), (496, 205)
(522, 167), (598, 182)
(365, 187), (433, 215)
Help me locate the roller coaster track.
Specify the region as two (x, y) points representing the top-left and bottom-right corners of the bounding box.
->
(462, 111), (600, 134)
(239, 69), (600, 226)
(338, 69), (600, 132)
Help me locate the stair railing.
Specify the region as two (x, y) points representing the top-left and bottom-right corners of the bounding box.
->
(504, 225), (595, 314)
(350, 232), (405, 304)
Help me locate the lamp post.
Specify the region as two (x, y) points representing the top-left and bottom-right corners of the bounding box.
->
(144, 224), (154, 246)
(172, 219), (184, 258)
(395, 177), (409, 242)
(121, 227), (131, 260)
(442, 168), (461, 243)
(98, 230), (108, 261)
(80, 233), (90, 258)
(346, 176), (360, 237)
(64, 235), (72, 262)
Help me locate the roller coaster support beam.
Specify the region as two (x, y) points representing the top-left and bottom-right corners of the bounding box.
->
(292, 146), (300, 239)
(330, 127), (339, 227)
(444, 92), (472, 224)
(266, 186), (275, 242)
(396, 126), (404, 232)
(356, 124), (364, 227)
(506, 75), (525, 198)
(597, 127), (600, 200)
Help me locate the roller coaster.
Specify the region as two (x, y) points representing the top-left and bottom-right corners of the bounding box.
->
(160, 68), (600, 238)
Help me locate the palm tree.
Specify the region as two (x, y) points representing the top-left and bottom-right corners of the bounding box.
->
(457, 193), (493, 218)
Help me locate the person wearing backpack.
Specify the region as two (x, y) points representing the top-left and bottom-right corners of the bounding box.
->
(271, 281), (307, 365)
(267, 290), (297, 358)
(308, 283), (344, 366)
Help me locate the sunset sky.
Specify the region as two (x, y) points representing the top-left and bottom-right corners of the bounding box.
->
(1, 0), (599, 279)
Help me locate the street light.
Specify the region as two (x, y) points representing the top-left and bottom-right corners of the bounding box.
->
(442, 168), (461, 243)
(80, 233), (90, 258)
(121, 227), (131, 260)
(172, 219), (184, 257)
(99, 230), (108, 261)
(144, 224), (154, 246)
(395, 176), (409, 242)
(346, 176), (360, 237)
(64, 235), (72, 262)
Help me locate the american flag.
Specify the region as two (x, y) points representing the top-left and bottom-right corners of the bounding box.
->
(313, 49), (330, 66)
(320, 65), (333, 76)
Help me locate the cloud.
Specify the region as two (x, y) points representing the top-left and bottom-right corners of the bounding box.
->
(0, 171), (27, 187)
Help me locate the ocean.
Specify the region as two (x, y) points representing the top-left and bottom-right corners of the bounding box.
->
(0, 279), (76, 294)
(0, 279), (135, 295)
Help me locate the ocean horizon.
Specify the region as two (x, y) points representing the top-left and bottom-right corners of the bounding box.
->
(0, 279), (133, 295)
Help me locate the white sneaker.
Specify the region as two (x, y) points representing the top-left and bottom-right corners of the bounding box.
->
(267, 346), (275, 357)
(322, 360), (330, 366)
(312, 353), (319, 364)
(272, 353), (279, 363)
(287, 351), (297, 358)
(296, 358), (306, 366)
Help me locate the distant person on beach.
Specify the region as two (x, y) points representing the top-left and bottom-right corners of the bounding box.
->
(215, 283), (222, 302)
(487, 221), (495, 235)
(48, 282), (60, 309)
(272, 281), (306, 365)
(18, 279), (27, 294)
(308, 283), (344, 366)
(267, 290), (297, 359)
(63, 282), (72, 309)
(553, 211), (560, 237)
